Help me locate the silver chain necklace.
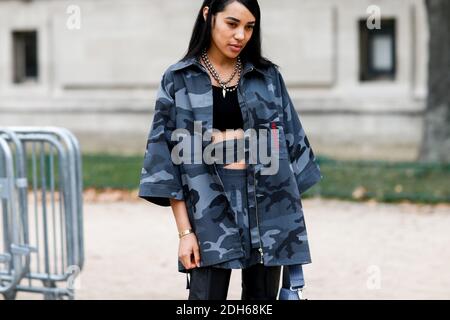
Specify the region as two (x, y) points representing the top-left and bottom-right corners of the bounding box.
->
(200, 48), (242, 98)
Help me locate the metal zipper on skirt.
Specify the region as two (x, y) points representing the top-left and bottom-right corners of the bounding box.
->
(213, 163), (246, 255)
(253, 168), (264, 264)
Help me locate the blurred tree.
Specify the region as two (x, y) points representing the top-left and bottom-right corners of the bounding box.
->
(419, 0), (450, 162)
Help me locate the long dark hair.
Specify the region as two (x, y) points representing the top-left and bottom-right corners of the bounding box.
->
(181, 0), (278, 70)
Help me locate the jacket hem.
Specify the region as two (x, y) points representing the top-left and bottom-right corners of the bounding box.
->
(138, 183), (184, 207)
(177, 251), (245, 273)
(297, 160), (322, 195)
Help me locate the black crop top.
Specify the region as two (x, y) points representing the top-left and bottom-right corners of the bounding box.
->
(212, 85), (244, 131)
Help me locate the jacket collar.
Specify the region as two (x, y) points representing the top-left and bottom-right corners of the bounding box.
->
(171, 55), (271, 78)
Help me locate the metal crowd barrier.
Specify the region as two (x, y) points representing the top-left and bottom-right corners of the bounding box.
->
(0, 127), (84, 300)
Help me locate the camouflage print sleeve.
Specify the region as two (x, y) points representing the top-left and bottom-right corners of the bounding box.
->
(138, 70), (184, 207)
(275, 67), (323, 196)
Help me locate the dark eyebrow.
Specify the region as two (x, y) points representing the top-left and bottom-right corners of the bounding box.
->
(225, 17), (256, 25)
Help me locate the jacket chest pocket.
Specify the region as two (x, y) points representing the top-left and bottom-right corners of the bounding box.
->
(255, 121), (289, 160)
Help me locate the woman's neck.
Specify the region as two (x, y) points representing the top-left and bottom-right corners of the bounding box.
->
(206, 46), (237, 69)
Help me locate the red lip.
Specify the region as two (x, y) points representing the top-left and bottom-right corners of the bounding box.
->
(229, 44), (242, 48)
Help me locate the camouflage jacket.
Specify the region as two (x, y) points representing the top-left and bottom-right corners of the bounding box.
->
(138, 55), (323, 273)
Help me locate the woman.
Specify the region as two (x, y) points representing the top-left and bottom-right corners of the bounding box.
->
(138, 0), (322, 300)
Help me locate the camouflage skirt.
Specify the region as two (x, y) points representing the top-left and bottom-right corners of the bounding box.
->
(211, 163), (263, 269)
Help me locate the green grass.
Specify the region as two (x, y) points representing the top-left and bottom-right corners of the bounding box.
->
(312, 156), (450, 204)
(80, 154), (450, 204)
(82, 154), (144, 190)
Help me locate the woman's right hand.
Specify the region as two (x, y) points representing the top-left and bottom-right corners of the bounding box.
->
(178, 233), (201, 269)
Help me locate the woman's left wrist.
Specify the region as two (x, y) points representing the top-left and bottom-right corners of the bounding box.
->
(178, 228), (194, 239)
